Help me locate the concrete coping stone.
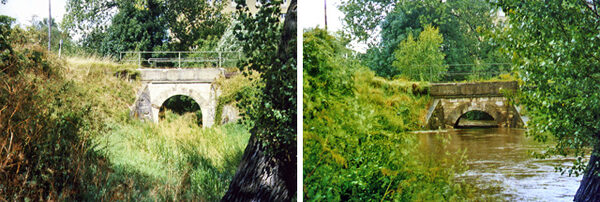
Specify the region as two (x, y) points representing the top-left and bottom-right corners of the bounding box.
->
(138, 68), (225, 82)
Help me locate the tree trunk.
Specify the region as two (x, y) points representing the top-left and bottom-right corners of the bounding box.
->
(574, 146), (600, 201)
(221, 134), (296, 201)
(222, 0), (297, 201)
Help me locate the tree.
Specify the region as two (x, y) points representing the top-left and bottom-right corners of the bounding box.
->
(63, 0), (229, 55)
(222, 0), (297, 200)
(98, 0), (167, 56)
(25, 18), (77, 55)
(392, 24), (446, 81)
(341, 0), (506, 79)
(497, 0), (600, 200)
(163, 0), (229, 50)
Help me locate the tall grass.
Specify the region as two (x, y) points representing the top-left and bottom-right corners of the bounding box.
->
(95, 112), (249, 201)
(63, 56), (252, 200)
(1, 19), (252, 200)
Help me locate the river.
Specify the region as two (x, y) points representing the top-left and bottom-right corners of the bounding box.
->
(417, 128), (581, 201)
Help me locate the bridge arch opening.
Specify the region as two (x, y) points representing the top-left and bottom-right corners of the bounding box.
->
(159, 95), (203, 126)
(454, 110), (497, 128)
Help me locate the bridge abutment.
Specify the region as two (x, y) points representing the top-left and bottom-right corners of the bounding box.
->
(130, 68), (237, 128)
(425, 81), (525, 129)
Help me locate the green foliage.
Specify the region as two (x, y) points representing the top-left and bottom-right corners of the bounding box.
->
(25, 17), (77, 55)
(304, 28), (470, 201)
(497, 0), (600, 176)
(0, 23), (96, 199)
(160, 95), (202, 125)
(0, 9), (249, 200)
(393, 25), (447, 81)
(65, 56), (251, 200)
(0, 15), (15, 52)
(214, 68), (264, 127)
(341, 0), (508, 79)
(99, 1), (167, 56)
(339, 0), (395, 43)
(233, 0), (296, 155)
(93, 114), (250, 201)
(164, 0), (230, 50)
(63, 0), (230, 56)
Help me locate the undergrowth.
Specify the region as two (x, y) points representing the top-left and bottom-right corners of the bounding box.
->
(0, 16), (252, 200)
(65, 56), (252, 201)
(94, 112), (250, 201)
(303, 28), (475, 201)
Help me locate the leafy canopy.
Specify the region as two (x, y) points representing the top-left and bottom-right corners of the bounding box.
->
(233, 0), (296, 155)
(63, 0), (229, 56)
(341, 0), (506, 79)
(392, 24), (447, 81)
(497, 0), (600, 176)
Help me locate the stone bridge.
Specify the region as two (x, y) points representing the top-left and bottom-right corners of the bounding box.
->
(425, 81), (525, 129)
(130, 68), (237, 128)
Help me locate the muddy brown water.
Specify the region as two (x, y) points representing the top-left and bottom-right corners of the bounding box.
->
(417, 128), (581, 201)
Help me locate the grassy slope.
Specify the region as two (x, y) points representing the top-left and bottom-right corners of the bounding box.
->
(305, 69), (476, 201)
(65, 57), (250, 201)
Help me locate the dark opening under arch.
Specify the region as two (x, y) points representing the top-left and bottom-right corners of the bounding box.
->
(454, 110), (497, 128)
(159, 95), (202, 126)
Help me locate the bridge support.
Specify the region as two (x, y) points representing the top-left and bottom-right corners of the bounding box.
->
(130, 68), (237, 128)
(425, 81), (525, 129)
(131, 83), (217, 127)
(426, 97), (524, 129)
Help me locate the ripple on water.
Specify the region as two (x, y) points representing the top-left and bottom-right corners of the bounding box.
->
(418, 128), (581, 201)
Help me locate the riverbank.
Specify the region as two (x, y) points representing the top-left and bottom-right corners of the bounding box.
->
(303, 29), (479, 200)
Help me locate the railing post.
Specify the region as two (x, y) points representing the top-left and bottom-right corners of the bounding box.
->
(218, 52), (222, 68)
(178, 52), (181, 68)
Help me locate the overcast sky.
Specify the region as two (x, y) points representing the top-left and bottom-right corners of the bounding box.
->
(0, 0), (67, 26)
(299, 0), (368, 52)
(299, 0), (345, 32)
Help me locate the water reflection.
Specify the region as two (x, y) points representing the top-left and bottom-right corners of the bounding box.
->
(417, 128), (581, 201)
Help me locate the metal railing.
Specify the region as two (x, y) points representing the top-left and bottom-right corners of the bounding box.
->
(399, 63), (513, 82)
(118, 51), (242, 68)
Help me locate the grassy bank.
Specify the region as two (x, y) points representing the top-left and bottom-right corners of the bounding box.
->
(303, 28), (474, 201)
(96, 113), (249, 201)
(64, 57), (252, 200)
(0, 41), (251, 200)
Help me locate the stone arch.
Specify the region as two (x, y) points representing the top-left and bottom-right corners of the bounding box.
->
(446, 101), (503, 128)
(149, 84), (215, 127)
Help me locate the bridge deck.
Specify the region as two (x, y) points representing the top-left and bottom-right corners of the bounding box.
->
(138, 68), (225, 83)
(429, 81), (518, 98)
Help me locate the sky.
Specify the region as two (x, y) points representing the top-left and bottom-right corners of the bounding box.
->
(299, 0), (368, 52)
(0, 0), (67, 26)
(299, 0), (344, 32)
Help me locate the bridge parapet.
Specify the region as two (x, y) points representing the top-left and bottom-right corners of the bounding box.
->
(430, 81), (518, 98)
(138, 68), (224, 83)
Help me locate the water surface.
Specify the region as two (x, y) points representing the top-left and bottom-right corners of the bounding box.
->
(417, 128), (581, 201)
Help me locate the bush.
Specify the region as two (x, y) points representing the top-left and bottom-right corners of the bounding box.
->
(0, 16), (94, 199)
